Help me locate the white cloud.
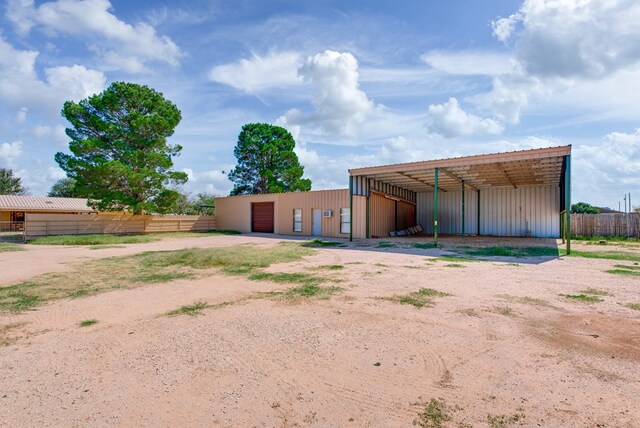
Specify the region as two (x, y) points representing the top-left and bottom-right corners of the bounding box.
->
(0, 37), (105, 111)
(209, 51), (303, 94)
(425, 97), (503, 138)
(469, 0), (640, 128)
(421, 50), (515, 76)
(492, 0), (640, 79)
(277, 50), (375, 136)
(574, 129), (640, 205)
(0, 141), (24, 168)
(6, 0), (182, 73)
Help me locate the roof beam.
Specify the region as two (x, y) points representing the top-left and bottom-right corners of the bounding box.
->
(441, 169), (478, 191)
(398, 172), (447, 192)
(496, 163), (517, 188)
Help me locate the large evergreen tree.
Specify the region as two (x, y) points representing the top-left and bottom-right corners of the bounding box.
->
(55, 82), (187, 214)
(228, 123), (311, 195)
(0, 168), (28, 195)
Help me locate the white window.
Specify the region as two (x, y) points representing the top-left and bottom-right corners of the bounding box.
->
(340, 208), (350, 234)
(293, 209), (302, 232)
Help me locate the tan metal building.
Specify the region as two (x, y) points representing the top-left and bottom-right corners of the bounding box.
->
(214, 145), (573, 249)
(216, 146), (571, 247)
(216, 189), (367, 238)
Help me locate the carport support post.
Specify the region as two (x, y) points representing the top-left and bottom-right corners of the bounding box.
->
(565, 155), (571, 254)
(349, 175), (353, 242)
(434, 168), (439, 247)
(461, 180), (465, 239)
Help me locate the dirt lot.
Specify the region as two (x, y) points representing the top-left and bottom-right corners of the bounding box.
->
(1, 235), (639, 427)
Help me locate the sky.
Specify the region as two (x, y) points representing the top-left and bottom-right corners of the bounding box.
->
(0, 0), (639, 210)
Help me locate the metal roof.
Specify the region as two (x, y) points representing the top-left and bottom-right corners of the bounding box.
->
(0, 195), (96, 212)
(349, 145), (571, 192)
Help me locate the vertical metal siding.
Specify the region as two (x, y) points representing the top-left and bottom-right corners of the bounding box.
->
(370, 192), (396, 237)
(416, 191), (478, 234)
(479, 186), (560, 237)
(417, 186), (558, 237)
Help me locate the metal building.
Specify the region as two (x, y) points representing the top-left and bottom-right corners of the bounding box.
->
(215, 145), (573, 252)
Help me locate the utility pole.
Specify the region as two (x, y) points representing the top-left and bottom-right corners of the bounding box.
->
(624, 194), (627, 213)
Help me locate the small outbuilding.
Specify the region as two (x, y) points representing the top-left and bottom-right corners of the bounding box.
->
(215, 145), (572, 250)
(0, 195), (96, 231)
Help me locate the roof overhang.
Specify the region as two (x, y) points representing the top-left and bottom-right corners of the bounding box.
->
(348, 145), (571, 192)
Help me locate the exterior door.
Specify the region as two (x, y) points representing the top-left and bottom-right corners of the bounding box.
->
(252, 202), (274, 233)
(312, 209), (322, 236)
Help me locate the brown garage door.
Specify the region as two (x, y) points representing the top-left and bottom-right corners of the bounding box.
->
(252, 202), (274, 233)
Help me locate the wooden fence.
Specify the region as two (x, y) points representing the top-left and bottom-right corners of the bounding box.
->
(24, 213), (217, 239)
(570, 213), (640, 238)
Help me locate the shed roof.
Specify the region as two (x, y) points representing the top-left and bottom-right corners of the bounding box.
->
(0, 195), (96, 212)
(348, 145), (571, 192)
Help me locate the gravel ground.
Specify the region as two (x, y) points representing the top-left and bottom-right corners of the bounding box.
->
(1, 234), (639, 427)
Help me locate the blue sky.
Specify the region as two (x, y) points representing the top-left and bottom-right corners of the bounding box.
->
(1, 0), (639, 209)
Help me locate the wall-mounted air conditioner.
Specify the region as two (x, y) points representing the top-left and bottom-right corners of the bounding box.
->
(323, 210), (333, 218)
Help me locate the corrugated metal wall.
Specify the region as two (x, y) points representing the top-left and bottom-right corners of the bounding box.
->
(216, 189), (367, 239)
(417, 185), (560, 237)
(397, 200), (416, 230)
(417, 190), (478, 234)
(370, 192), (396, 238)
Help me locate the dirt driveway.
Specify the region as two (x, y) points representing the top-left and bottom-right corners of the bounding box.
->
(1, 235), (639, 427)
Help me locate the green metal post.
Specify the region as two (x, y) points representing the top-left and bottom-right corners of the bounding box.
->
(461, 180), (465, 239)
(565, 156), (571, 254)
(349, 176), (353, 242)
(434, 168), (439, 247)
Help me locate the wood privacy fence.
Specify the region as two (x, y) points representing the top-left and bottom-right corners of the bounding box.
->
(570, 213), (640, 238)
(24, 213), (217, 239)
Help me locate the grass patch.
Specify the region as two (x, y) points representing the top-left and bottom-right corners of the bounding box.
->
(413, 242), (436, 249)
(27, 230), (241, 246)
(626, 303), (640, 311)
(376, 241), (395, 248)
(0, 243), (317, 313)
(383, 288), (450, 308)
(489, 306), (517, 317)
(0, 322), (27, 347)
(606, 264), (640, 277)
(301, 239), (346, 248)
(79, 319), (98, 327)
(444, 263), (465, 268)
(248, 272), (327, 285)
(487, 412), (525, 428)
(430, 255), (481, 263)
(88, 245), (126, 250)
(165, 300), (208, 317)
(310, 264), (344, 270)
(461, 246), (559, 258)
(580, 288), (612, 296)
(568, 249), (640, 262)
(559, 293), (603, 303)
(255, 284), (342, 301)
(414, 398), (452, 428)
(497, 294), (551, 307)
(0, 242), (24, 252)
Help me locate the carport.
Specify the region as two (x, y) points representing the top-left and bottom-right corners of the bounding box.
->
(348, 145), (572, 253)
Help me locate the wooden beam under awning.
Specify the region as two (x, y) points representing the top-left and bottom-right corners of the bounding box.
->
(398, 171), (447, 192)
(441, 168), (478, 191)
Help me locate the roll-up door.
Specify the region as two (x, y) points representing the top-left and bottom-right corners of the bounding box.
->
(252, 202), (274, 233)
